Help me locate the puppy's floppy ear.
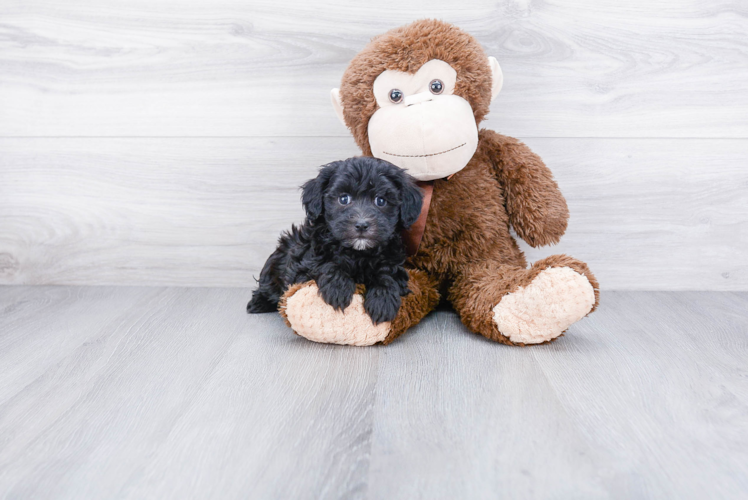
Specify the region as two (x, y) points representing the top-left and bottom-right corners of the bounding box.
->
(398, 177), (423, 228)
(301, 162), (337, 220)
(378, 160), (423, 228)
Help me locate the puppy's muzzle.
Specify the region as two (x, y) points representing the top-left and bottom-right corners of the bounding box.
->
(345, 216), (380, 251)
(348, 217), (376, 238)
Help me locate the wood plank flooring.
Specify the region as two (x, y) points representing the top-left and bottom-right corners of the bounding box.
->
(1, 287), (746, 499)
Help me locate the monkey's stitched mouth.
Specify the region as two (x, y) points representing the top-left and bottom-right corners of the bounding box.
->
(383, 143), (465, 158)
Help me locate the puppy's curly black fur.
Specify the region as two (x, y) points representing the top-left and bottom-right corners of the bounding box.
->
(247, 157), (423, 324)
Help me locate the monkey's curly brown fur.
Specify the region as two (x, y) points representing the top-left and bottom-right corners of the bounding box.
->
(380, 130), (599, 346)
(281, 19), (599, 346)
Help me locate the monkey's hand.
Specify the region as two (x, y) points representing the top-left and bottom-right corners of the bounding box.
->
(481, 129), (569, 247)
(279, 281), (391, 346)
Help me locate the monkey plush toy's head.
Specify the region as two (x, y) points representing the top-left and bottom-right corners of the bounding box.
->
(331, 20), (503, 181)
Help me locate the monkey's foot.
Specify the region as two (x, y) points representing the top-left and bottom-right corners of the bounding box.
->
(279, 282), (390, 346)
(492, 266), (596, 345)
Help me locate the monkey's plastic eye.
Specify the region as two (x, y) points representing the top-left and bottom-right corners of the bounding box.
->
(429, 79), (444, 94)
(339, 194), (351, 205)
(375, 196), (387, 207)
(389, 89), (403, 103)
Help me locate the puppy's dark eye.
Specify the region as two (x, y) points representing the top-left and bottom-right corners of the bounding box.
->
(339, 194), (351, 205)
(429, 79), (444, 95)
(374, 196), (387, 207)
(389, 89), (403, 103)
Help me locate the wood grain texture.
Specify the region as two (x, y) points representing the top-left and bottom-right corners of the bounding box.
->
(0, 0), (746, 138)
(368, 291), (748, 499)
(0, 286), (379, 499)
(1, 287), (747, 499)
(1, 137), (746, 289)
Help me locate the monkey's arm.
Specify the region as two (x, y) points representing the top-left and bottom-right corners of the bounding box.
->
(480, 129), (569, 247)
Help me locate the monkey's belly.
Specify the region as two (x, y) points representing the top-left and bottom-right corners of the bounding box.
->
(414, 207), (524, 277)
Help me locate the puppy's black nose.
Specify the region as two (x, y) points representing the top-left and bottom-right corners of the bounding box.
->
(355, 220), (370, 232)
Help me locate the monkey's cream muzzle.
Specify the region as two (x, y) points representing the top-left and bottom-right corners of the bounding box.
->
(367, 94), (478, 181)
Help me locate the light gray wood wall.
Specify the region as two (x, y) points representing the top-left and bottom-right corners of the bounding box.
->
(1, 0), (746, 289)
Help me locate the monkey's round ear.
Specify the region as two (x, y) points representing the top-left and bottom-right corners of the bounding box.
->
(488, 57), (503, 102)
(330, 88), (346, 128)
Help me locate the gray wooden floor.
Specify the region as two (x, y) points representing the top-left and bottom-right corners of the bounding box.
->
(1, 287), (747, 499)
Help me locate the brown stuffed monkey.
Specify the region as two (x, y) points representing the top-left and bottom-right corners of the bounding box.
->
(278, 20), (599, 346)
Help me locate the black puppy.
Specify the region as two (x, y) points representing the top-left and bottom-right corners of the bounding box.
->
(247, 157), (423, 324)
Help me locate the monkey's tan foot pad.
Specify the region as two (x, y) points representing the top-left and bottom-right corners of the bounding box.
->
(280, 282), (390, 346)
(492, 267), (595, 345)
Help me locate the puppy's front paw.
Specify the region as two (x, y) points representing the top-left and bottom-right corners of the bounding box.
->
(364, 287), (401, 324)
(318, 277), (356, 311)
